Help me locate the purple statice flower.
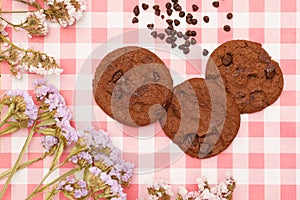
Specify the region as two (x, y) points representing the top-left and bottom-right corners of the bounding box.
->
(78, 127), (111, 149)
(99, 172), (126, 199)
(110, 160), (134, 183)
(69, 151), (93, 166)
(41, 135), (59, 152)
(33, 80), (78, 146)
(89, 166), (101, 176)
(56, 177), (88, 199)
(3, 90), (38, 127)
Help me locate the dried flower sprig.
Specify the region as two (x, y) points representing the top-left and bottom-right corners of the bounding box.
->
(147, 173), (236, 200)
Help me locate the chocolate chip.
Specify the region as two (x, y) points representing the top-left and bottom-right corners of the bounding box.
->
(227, 13), (233, 20)
(192, 4), (199, 11)
(178, 44), (186, 50)
(142, 3), (149, 10)
(171, 36), (177, 42)
(192, 18), (198, 25)
(157, 33), (165, 40)
(171, 30), (177, 37)
(179, 11), (185, 17)
(161, 15), (165, 19)
(112, 70), (123, 82)
(186, 13), (193, 18)
(166, 19), (173, 25)
(132, 17), (138, 23)
(191, 38), (197, 45)
(171, 43), (177, 48)
(174, 19), (180, 26)
(133, 5), (140, 16)
(171, 0), (178, 3)
(265, 66), (275, 79)
(165, 28), (173, 35)
(153, 5), (159, 10)
(203, 16), (209, 23)
(167, 24), (174, 30)
(190, 31), (196, 36)
(222, 54), (233, 66)
(212, 1), (219, 8)
(183, 47), (190, 54)
(151, 31), (157, 38)
(185, 40), (191, 47)
(173, 4), (182, 11)
(147, 23), (154, 30)
(224, 25), (231, 32)
(186, 17), (193, 24)
(185, 30), (192, 36)
(202, 49), (209, 56)
(167, 9), (173, 16)
(183, 34), (189, 40)
(177, 31), (183, 38)
(166, 37), (173, 44)
(153, 72), (160, 82)
(166, 2), (172, 9)
(155, 9), (161, 16)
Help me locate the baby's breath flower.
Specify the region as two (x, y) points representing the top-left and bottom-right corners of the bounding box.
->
(0, 19), (8, 37)
(23, 10), (49, 37)
(44, 0), (87, 27)
(147, 179), (173, 200)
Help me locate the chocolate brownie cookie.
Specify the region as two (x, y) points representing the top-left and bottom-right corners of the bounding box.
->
(93, 46), (173, 127)
(160, 78), (240, 159)
(206, 40), (284, 113)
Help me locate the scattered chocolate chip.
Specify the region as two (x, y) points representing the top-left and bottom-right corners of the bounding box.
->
(185, 40), (191, 47)
(177, 31), (183, 38)
(174, 19), (180, 26)
(212, 1), (219, 8)
(166, 37), (173, 44)
(222, 54), (233, 66)
(224, 25), (231, 32)
(191, 38), (197, 45)
(183, 47), (190, 54)
(132, 17), (138, 23)
(202, 49), (209, 56)
(192, 18), (198, 25)
(157, 33), (165, 40)
(203, 16), (209, 23)
(171, 36), (177, 42)
(192, 4), (199, 11)
(133, 5), (140, 16)
(183, 34), (189, 40)
(153, 72), (160, 82)
(179, 11), (185, 17)
(171, 0), (178, 3)
(171, 43), (177, 48)
(165, 28), (173, 35)
(155, 9), (161, 16)
(167, 24), (174, 30)
(142, 3), (149, 10)
(173, 3), (182, 11)
(167, 9), (173, 16)
(151, 31), (157, 38)
(265, 66), (275, 79)
(166, 2), (172, 9)
(186, 17), (193, 24)
(186, 13), (193, 18)
(171, 30), (177, 37)
(161, 15), (165, 19)
(147, 23), (154, 30)
(227, 13), (233, 20)
(178, 44), (186, 50)
(185, 30), (192, 36)
(190, 31), (196, 36)
(166, 19), (173, 25)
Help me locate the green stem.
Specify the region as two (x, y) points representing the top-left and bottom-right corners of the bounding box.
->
(0, 16), (22, 27)
(0, 10), (37, 14)
(0, 103), (15, 128)
(26, 168), (80, 200)
(0, 121), (36, 199)
(0, 154), (46, 180)
(27, 159), (69, 199)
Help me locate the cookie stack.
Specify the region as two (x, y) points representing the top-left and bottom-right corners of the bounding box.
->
(93, 40), (284, 159)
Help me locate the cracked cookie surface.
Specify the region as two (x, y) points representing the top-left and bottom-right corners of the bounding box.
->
(93, 46), (173, 127)
(206, 40), (284, 113)
(160, 78), (240, 159)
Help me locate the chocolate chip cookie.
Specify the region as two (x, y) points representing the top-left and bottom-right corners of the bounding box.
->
(93, 46), (173, 127)
(206, 40), (284, 113)
(160, 78), (240, 159)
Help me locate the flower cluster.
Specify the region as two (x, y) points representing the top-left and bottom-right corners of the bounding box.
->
(147, 179), (173, 200)
(55, 177), (89, 199)
(44, 0), (87, 27)
(0, 90), (38, 129)
(65, 127), (134, 199)
(22, 10), (49, 37)
(34, 79), (78, 152)
(147, 174), (236, 200)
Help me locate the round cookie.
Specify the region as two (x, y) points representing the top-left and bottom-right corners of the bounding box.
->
(93, 46), (173, 127)
(206, 40), (284, 114)
(160, 78), (240, 159)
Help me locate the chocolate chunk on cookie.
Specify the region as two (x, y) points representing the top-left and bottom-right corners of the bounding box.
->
(93, 46), (173, 127)
(160, 78), (240, 159)
(206, 40), (284, 113)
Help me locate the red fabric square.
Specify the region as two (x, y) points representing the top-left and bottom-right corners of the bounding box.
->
(280, 91), (296, 106)
(60, 28), (76, 43)
(249, 153), (264, 168)
(281, 28), (296, 43)
(249, 185), (265, 200)
(280, 154), (296, 169)
(281, 0), (296, 12)
(250, 0), (265, 12)
(249, 122), (264, 137)
(280, 122), (296, 137)
(217, 153), (233, 168)
(249, 28), (265, 43)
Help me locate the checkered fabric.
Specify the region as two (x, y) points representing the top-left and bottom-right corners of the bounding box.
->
(0, 0), (299, 199)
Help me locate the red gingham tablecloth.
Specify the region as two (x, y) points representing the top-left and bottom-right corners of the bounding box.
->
(0, 0), (299, 199)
